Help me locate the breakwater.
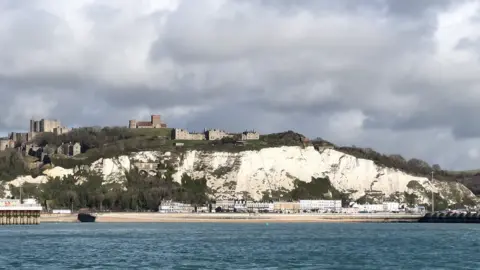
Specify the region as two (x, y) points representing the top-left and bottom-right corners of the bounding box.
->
(418, 212), (480, 223)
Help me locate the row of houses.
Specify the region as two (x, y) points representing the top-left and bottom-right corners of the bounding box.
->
(158, 200), (418, 214)
(172, 128), (260, 141)
(25, 142), (81, 162)
(351, 202), (401, 213)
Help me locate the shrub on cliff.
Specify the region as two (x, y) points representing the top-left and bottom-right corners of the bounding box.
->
(290, 177), (343, 201)
(260, 130), (306, 146)
(0, 150), (29, 181)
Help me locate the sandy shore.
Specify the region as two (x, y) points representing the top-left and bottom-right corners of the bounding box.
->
(40, 213), (422, 223)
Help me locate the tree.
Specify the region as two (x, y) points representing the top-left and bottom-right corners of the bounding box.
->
(0, 183), (5, 198)
(407, 158), (431, 169)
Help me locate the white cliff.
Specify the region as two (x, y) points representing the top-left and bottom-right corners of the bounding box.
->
(3, 146), (477, 205)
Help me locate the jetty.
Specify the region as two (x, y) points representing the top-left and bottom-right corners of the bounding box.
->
(0, 199), (42, 225)
(418, 212), (480, 223)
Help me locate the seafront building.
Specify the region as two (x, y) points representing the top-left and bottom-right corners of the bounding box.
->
(51, 209), (72, 214)
(299, 200), (342, 212)
(214, 200), (250, 212)
(383, 202), (400, 212)
(247, 201), (274, 212)
(273, 202), (301, 213)
(159, 201), (194, 213)
(157, 199), (408, 214)
(352, 202), (401, 213)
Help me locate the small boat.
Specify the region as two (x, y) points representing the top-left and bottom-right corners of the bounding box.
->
(77, 208), (97, 222)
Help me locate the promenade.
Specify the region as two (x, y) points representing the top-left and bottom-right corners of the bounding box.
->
(40, 212), (423, 223)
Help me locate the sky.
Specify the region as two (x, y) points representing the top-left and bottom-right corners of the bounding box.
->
(1, 0), (480, 170)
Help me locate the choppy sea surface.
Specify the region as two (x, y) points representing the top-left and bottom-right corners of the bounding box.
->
(1, 222), (479, 269)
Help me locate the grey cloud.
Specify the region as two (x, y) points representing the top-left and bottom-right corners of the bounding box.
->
(256, 0), (456, 18)
(1, 0), (480, 170)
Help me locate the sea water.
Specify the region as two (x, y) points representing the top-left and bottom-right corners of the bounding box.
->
(1, 222), (479, 269)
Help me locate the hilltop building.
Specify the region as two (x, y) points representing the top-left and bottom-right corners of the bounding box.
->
(30, 118), (70, 135)
(1, 118), (70, 152)
(24, 142), (82, 162)
(241, 131), (260, 140)
(129, 115), (167, 129)
(172, 129), (206, 140)
(56, 142), (81, 157)
(0, 138), (14, 151)
(8, 132), (30, 143)
(172, 128), (260, 141)
(205, 129), (233, 140)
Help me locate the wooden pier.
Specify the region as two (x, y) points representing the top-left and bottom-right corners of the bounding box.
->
(0, 199), (42, 225)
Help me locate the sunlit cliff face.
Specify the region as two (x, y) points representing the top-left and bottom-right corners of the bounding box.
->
(4, 146), (476, 205)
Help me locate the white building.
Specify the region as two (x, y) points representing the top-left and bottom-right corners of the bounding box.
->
(383, 202), (400, 212)
(357, 202), (400, 213)
(246, 201), (274, 212)
(197, 206), (209, 213)
(159, 201), (194, 213)
(215, 200), (235, 211)
(341, 207), (359, 214)
(241, 131), (260, 140)
(0, 199), (42, 211)
(273, 202), (301, 213)
(299, 200), (342, 211)
(359, 204), (384, 212)
(233, 200), (248, 212)
(52, 209), (72, 214)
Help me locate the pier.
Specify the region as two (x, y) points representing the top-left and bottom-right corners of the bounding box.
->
(418, 212), (480, 223)
(0, 199), (42, 225)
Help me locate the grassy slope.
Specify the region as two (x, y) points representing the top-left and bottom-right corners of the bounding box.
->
(448, 169), (480, 175)
(127, 128), (173, 137)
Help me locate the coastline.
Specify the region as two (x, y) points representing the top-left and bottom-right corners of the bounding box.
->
(40, 213), (422, 223)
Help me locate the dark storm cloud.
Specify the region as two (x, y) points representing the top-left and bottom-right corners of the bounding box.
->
(1, 0), (480, 169)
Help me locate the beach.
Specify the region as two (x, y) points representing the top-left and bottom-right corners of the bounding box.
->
(40, 212), (422, 223)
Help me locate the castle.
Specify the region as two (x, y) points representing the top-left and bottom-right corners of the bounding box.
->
(129, 115), (167, 129)
(30, 118), (70, 134)
(0, 118), (71, 152)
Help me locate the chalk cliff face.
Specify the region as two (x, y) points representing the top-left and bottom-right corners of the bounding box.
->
(4, 146), (477, 205)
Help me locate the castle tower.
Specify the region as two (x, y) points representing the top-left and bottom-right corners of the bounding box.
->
(151, 115), (161, 126)
(129, 120), (137, 129)
(29, 119), (35, 132)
